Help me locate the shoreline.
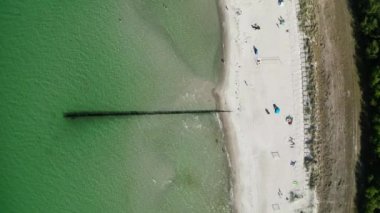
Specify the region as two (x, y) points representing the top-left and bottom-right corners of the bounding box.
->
(214, 0), (240, 212)
(216, 0), (317, 211)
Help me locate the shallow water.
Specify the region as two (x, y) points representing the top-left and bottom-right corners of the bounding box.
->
(0, 0), (230, 212)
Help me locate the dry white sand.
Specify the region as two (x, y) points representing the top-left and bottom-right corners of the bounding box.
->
(217, 0), (317, 212)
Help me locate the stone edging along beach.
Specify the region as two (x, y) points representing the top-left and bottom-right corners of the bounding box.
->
(215, 0), (317, 212)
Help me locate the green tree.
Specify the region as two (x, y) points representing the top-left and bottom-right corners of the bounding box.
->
(371, 66), (380, 87)
(355, 0), (380, 211)
(365, 186), (380, 212)
(361, 16), (379, 36)
(366, 39), (379, 58)
(367, 0), (380, 16)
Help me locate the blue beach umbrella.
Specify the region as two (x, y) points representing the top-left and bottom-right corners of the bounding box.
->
(275, 107), (280, 114)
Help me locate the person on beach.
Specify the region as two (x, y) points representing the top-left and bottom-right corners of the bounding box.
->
(289, 137), (296, 148)
(278, 189), (283, 197)
(253, 46), (261, 65)
(256, 58), (261, 65)
(278, 16), (285, 25)
(265, 108), (270, 114)
(289, 137), (295, 146)
(251, 23), (261, 30)
(253, 46), (258, 55)
(286, 115), (293, 125)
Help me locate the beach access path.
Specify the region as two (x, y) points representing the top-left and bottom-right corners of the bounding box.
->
(218, 0), (316, 212)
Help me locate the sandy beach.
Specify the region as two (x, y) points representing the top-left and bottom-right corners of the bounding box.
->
(216, 0), (317, 212)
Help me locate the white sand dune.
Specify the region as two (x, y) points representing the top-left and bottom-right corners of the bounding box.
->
(217, 0), (317, 212)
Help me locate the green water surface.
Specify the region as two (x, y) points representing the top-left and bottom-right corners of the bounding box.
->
(0, 0), (230, 212)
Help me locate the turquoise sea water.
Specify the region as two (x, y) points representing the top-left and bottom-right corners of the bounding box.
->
(0, 0), (231, 212)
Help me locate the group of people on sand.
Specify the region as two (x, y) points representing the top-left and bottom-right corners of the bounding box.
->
(252, 3), (300, 199)
(264, 104), (293, 125)
(251, 11), (290, 64)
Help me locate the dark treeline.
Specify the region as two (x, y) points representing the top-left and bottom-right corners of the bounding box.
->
(351, 0), (380, 212)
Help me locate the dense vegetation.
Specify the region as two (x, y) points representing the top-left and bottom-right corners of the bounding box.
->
(352, 0), (380, 212)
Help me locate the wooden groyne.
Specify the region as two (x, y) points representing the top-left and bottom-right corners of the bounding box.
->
(64, 110), (231, 119)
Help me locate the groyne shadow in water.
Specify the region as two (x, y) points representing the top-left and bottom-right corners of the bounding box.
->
(64, 110), (231, 119)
